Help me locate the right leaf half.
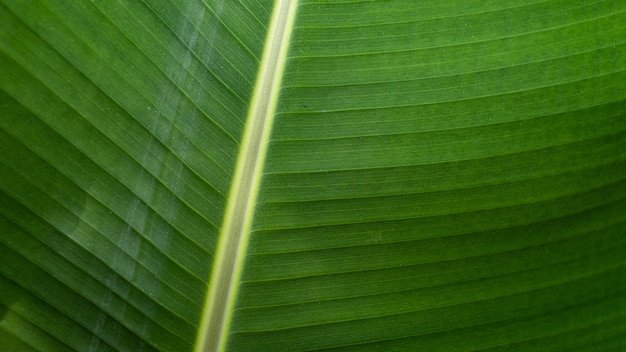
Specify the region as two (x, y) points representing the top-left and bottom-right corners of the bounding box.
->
(229, 1), (626, 350)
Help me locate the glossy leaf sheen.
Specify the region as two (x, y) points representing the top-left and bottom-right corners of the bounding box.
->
(1, 0), (625, 351)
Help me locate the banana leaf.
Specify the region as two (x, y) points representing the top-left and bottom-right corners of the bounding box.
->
(1, 0), (625, 351)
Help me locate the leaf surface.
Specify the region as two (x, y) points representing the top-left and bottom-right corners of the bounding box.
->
(1, 1), (625, 351)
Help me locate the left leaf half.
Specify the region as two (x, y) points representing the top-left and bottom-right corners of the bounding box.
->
(0, 1), (271, 350)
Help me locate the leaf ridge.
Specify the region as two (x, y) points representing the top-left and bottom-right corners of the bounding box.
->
(195, 1), (299, 351)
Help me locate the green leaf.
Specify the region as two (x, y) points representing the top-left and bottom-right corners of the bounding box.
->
(1, 1), (625, 351)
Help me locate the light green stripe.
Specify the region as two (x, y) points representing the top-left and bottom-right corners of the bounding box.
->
(194, 1), (299, 351)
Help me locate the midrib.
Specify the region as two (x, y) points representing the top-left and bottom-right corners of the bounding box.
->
(194, 1), (298, 352)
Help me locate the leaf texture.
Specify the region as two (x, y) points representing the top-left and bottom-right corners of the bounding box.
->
(0, 0), (272, 350)
(228, 0), (626, 350)
(1, 0), (626, 351)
